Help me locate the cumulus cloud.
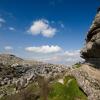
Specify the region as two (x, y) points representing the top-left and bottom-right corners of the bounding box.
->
(64, 50), (80, 57)
(40, 50), (83, 65)
(28, 19), (57, 37)
(4, 46), (13, 51)
(0, 18), (5, 23)
(24, 48), (83, 65)
(0, 18), (5, 27)
(9, 27), (15, 31)
(25, 45), (62, 54)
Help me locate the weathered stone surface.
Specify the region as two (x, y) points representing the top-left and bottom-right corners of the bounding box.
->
(65, 64), (100, 100)
(81, 8), (100, 68)
(0, 54), (67, 98)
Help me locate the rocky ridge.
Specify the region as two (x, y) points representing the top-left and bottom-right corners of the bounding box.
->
(81, 8), (100, 68)
(0, 54), (66, 98)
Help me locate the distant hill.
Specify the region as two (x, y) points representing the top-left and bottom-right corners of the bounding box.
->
(0, 54), (23, 65)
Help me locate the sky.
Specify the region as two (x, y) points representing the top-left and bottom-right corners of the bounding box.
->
(0, 0), (99, 65)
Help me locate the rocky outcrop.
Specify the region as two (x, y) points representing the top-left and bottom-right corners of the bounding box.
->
(78, 8), (100, 99)
(65, 64), (100, 100)
(0, 54), (66, 98)
(81, 8), (100, 68)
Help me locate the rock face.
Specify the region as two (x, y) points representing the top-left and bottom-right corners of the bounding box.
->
(81, 8), (100, 68)
(65, 64), (100, 100)
(74, 8), (100, 99)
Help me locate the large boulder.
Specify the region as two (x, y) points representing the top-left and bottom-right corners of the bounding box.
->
(81, 8), (100, 68)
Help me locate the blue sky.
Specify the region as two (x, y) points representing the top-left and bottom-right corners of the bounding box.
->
(0, 0), (99, 65)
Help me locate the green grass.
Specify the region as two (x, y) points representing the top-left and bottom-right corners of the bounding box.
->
(0, 76), (87, 100)
(72, 63), (81, 68)
(48, 76), (87, 100)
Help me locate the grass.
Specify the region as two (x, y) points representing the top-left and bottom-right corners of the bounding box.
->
(72, 63), (82, 68)
(0, 76), (87, 100)
(48, 76), (87, 100)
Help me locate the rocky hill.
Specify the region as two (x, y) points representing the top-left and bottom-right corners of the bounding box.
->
(0, 54), (23, 65)
(0, 54), (66, 99)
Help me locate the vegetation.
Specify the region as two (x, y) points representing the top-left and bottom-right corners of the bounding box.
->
(0, 76), (87, 100)
(72, 62), (82, 68)
(48, 76), (87, 100)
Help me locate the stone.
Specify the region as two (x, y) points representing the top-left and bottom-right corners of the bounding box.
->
(0, 53), (66, 95)
(81, 8), (100, 68)
(65, 64), (100, 100)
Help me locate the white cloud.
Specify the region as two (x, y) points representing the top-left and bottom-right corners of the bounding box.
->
(9, 27), (15, 31)
(0, 18), (5, 23)
(0, 18), (5, 27)
(23, 48), (83, 65)
(39, 50), (83, 65)
(25, 45), (62, 54)
(42, 28), (56, 37)
(4, 46), (13, 50)
(28, 19), (57, 37)
(64, 50), (80, 56)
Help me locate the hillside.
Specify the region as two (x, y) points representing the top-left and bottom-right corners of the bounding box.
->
(0, 54), (67, 99)
(0, 54), (89, 100)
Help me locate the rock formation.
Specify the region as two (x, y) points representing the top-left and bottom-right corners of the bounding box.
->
(65, 64), (100, 100)
(0, 54), (66, 98)
(64, 8), (100, 100)
(81, 8), (100, 68)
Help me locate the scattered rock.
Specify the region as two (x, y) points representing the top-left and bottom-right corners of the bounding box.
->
(65, 64), (100, 100)
(0, 54), (67, 97)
